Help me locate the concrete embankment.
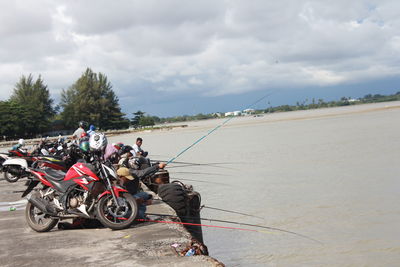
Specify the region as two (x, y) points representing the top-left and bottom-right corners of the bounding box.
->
(0, 177), (223, 267)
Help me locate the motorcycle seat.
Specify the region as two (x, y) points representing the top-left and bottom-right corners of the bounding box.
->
(43, 168), (66, 181)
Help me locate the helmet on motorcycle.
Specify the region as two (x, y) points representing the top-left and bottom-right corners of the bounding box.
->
(79, 140), (90, 152)
(89, 132), (107, 152)
(18, 139), (25, 146)
(80, 132), (88, 138)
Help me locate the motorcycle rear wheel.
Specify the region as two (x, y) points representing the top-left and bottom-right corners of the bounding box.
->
(96, 193), (138, 230)
(25, 202), (59, 232)
(4, 171), (20, 183)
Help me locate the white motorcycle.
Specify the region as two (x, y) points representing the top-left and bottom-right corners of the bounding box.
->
(1, 155), (30, 183)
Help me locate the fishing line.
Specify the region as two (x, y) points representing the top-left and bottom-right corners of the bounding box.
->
(167, 164), (236, 171)
(145, 212), (323, 245)
(152, 159), (238, 170)
(166, 91), (275, 165)
(171, 171), (229, 176)
(137, 218), (266, 233)
(200, 205), (265, 220)
(170, 177), (231, 186)
(152, 159), (240, 166)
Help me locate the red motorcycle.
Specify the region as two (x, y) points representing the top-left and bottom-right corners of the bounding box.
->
(23, 158), (138, 232)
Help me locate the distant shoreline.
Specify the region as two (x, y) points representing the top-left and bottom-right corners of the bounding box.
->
(2, 100), (399, 149)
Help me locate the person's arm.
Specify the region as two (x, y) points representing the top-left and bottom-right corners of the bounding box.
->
(72, 129), (79, 140)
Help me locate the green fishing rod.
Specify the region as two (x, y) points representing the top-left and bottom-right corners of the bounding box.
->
(166, 91), (275, 165)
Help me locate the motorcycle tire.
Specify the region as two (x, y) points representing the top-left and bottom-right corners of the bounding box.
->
(96, 193), (138, 230)
(4, 171), (20, 183)
(158, 183), (187, 217)
(25, 202), (59, 232)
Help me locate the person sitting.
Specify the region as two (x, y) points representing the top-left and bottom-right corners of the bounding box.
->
(117, 162), (166, 219)
(131, 137), (148, 157)
(87, 125), (96, 136)
(103, 142), (124, 163)
(11, 138), (27, 154)
(72, 121), (87, 143)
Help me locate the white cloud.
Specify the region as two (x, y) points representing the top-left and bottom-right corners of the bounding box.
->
(0, 0), (400, 104)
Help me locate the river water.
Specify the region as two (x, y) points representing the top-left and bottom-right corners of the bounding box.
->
(106, 102), (400, 266)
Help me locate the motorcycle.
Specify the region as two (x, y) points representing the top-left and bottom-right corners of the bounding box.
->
(2, 141), (83, 183)
(0, 152), (10, 177)
(2, 148), (35, 183)
(23, 155), (138, 232)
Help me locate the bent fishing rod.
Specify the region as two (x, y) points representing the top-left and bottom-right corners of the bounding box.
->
(144, 212), (323, 245)
(166, 91), (275, 165)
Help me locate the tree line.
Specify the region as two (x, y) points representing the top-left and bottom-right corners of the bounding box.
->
(0, 68), (151, 140)
(261, 93), (400, 113)
(142, 92), (400, 123)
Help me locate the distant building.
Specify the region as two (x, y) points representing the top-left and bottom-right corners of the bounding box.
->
(225, 111), (242, 116)
(348, 98), (360, 102)
(243, 108), (255, 114)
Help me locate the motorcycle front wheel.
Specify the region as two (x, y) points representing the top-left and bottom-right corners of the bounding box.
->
(25, 202), (59, 232)
(96, 193), (138, 230)
(4, 171), (20, 183)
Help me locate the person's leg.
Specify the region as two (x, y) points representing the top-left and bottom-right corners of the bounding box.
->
(133, 192), (151, 219)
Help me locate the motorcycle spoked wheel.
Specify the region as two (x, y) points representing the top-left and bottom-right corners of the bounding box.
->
(4, 171), (20, 183)
(25, 202), (59, 232)
(96, 193), (138, 230)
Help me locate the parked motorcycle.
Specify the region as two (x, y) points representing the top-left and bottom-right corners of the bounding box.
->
(23, 156), (137, 231)
(23, 132), (138, 232)
(0, 153), (10, 178)
(2, 140), (84, 183)
(2, 148), (35, 183)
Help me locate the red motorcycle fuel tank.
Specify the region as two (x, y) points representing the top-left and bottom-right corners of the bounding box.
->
(64, 162), (100, 182)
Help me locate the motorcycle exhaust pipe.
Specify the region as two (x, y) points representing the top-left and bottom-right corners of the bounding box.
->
(27, 195), (58, 216)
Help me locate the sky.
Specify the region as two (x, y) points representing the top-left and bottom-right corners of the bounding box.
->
(0, 0), (400, 117)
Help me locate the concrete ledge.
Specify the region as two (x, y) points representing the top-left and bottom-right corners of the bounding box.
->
(0, 177), (224, 267)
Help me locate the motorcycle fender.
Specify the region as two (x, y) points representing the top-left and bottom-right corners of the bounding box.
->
(21, 180), (39, 198)
(3, 158), (28, 169)
(98, 186), (128, 199)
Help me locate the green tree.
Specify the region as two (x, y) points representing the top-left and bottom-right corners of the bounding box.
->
(0, 101), (36, 138)
(131, 110), (145, 128)
(139, 116), (155, 127)
(60, 68), (128, 130)
(10, 74), (55, 136)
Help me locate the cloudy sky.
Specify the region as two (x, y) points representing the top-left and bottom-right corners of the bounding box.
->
(1, 0), (399, 116)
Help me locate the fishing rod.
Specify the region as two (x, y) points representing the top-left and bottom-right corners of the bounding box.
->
(167, 164), (236, 171)
(137, 218), (269, 234)
(145, 212), (323, 245)
(171, 171), (229, 176)
(200, 205), (265, 220)
(166, 91), (275, 165)
(152, 159), (238, 170)
(171, 177), (231, 186)
(153, 159), (241, 166)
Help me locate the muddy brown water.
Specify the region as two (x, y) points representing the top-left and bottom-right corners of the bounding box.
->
(1, 102), (399, 266)
(110, 102), (400, 266)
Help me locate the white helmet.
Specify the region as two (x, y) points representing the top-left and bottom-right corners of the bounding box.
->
(18, 139), (25, 146)
(89, 132), (107, 152)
